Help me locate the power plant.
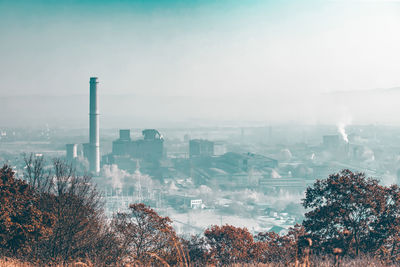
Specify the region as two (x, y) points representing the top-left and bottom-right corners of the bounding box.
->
(64, 77), (165, 176)
(66, 143), (78, 162)
(89, 77), (100, 174)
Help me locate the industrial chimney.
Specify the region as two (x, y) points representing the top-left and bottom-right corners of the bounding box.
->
(89, 77), (100, 174)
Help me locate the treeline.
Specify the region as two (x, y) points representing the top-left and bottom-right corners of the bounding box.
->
(1, 156), (400, 266)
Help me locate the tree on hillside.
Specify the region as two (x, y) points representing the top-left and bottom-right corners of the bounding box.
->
(112, 203), (187, 266)
(302, 169), (396, 257)
(23, 153), (52, 193)
(203, 224), (256, 265)
(255, 231), (291, 263)
(21, 156), (119, 265)
(254, 224), (306, 264)
(184, 234), (209, 266)
(0, 165), (54, 257)
(372, 184), (400, 262)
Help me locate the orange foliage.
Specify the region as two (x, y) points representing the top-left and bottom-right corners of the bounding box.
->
(0, 165), (54, 256)
(302, 169), (400, 260)
(203, 225), (256, 265)
(112, 203), (188, 266)
(3, 161), (400, 266)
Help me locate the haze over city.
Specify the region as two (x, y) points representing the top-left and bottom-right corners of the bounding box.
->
(1, 0), (400, 127)
(2, 1), (400, 266)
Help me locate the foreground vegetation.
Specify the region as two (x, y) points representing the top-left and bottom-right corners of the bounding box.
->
(1, 155), (400, 266)
(0, 258), (397, 267)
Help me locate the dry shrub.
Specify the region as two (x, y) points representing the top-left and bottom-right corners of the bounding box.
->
(0, 157), (123, 266)
(0, 258), (94, 267)
(0, 257), (34, 267)
(229, 256), (395, 266)
(112, 203), (188, 266)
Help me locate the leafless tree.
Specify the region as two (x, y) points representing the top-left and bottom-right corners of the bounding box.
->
(23, 153), (52, 192)
(21, 156), (122, 265)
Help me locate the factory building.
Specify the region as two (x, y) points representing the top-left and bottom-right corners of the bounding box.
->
(66, 144), (78, 162)
(112, 129), (164, 161)
(217, 152), (278, 171)
(323, 135), (340, 149)
(186, 151), (279, 187)
(189, 139), (214, 158)
(112, 129), (132, 156)
(82, 143), (90, 160)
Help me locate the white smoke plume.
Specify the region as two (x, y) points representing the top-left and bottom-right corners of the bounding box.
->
(102, 164), (156, 191)
(103, 164), (126, 189)
(337, 116), (352, 143)
(338, 123), (348, 143)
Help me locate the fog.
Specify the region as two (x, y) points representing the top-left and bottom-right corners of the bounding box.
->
(1, 88), (400, 128)
(1, 0), (400, 127)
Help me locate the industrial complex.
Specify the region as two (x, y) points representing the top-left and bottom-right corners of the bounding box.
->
(2, 76), (381, 234)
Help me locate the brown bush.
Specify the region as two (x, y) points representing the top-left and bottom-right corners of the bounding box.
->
(201, 225), (257, 265)
(302, 169), (400, 263)
(29, 158), (122, 265)
(112, 203), (188, 266)
(0, 165), (54, 258)
(5, 159), (400, 266)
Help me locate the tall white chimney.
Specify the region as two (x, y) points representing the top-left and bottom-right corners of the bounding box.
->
(89, 77), (100, 174)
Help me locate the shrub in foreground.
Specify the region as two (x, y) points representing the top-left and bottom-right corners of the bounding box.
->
(112, 203), (188, 266)
(303, 169), (400, 263)
(0, 165), (54, 258)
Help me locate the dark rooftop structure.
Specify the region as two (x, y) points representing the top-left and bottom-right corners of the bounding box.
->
(112, 129), (164, 161)
(189, 139), (214, 158)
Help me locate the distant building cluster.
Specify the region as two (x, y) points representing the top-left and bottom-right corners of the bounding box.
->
(101, 129), (164, 174)
(187, 151), (279, 189)
(189, 139), (214, 158)
(61, 77), (382, 197)
(112, 129), (164, 160)
(5, 76), (394, 235)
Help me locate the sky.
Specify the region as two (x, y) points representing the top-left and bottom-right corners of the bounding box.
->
(1, 0), (400, 127)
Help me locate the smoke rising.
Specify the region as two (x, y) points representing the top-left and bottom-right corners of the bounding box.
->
(337, 116), (352, 143)
(338, 123), (349, 143)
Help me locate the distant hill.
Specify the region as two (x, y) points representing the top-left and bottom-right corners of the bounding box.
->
(328, 86), (400, 95)
(1, 86), (400, 127)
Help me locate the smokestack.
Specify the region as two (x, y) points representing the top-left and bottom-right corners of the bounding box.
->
(89, 77), (100, 174)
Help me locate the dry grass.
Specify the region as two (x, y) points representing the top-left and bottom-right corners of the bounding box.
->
(0, 258), (34, 267)
(0, 258), (93, 267)
(229, 257), (396, 267)
(1, 257), (397, 267)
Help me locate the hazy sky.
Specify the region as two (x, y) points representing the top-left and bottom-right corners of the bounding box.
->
(1, 0), (400, 127)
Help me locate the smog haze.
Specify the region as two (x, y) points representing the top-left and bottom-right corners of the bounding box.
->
(1, 0), (400, 127)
